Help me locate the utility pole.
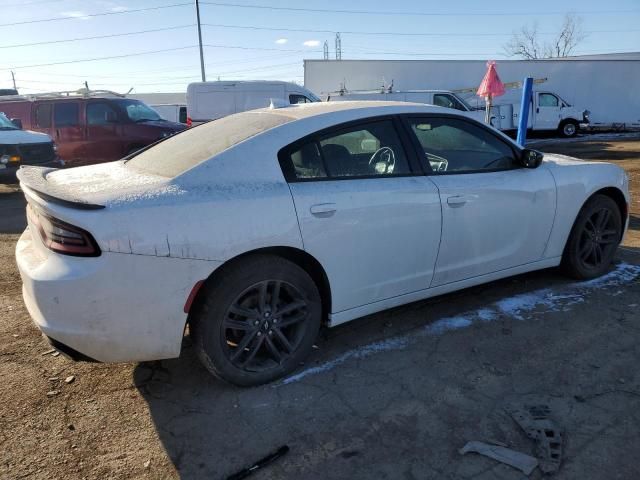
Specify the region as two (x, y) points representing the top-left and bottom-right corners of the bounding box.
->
(195, 0), (206, 82)
(323, 41), (329, 60)
(10, 71), (16, 90)
(335, 33), (342, 60)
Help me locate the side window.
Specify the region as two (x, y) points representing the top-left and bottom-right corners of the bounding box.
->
(539, 93), (559, 107)
(179, 106), (187, 124)
(289, 94), (311, 104)
(433, 94), (465, 111)
(87, 102), (118, 125)
(54, 102), (79, 127)
(35, 103), (52, 128)
(318, 120), (410, 178)
(283, 120), (411, 181)
(408, 117), (516, 173)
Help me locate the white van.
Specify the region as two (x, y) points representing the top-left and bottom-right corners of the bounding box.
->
(327, 89), (588, 137)
(151, 104), (187, 124)
(327, 89), (486, 123)
(0, 112), (61, 177)
(186, 81), (320, 124)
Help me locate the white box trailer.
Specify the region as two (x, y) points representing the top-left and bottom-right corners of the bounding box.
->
(304, 55), (640, 129)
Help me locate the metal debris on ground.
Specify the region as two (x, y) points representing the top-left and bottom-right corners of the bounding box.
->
(65, 375), (75, 384)
(41, 349), (56, 356)
(226, 445), (289, 480)
(507, 404), (563, 474)
(459, 441), (538, 476)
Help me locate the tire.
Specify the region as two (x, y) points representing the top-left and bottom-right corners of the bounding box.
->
(561, 194), (622, 280)
(559, 120), (578, 138)
(190, 255), (322, 386)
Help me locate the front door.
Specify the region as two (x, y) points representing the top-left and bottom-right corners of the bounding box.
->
(52, 101), (86, 165)
(535, 92), (562, 130)
(403, 115), (556, 287)
(281, 118), (442, 313)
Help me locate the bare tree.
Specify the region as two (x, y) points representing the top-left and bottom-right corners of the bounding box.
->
(504, 14), (587, 59)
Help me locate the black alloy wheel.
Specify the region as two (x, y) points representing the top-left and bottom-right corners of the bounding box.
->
(191, 255), (322, 386)
(562, 194), (622, 279)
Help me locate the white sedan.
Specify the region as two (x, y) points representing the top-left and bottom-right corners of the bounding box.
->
(15, 101), (629, 386)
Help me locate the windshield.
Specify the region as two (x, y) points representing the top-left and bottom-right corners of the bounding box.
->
(114, 99), (162, 122)
(0, 112), (17, 130)
(126, 111), (293, 177)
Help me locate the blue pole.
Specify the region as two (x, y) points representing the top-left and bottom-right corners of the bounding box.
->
(517, 77), (534, 147)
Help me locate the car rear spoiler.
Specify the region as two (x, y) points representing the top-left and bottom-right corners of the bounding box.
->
(17, 166), (105, 210)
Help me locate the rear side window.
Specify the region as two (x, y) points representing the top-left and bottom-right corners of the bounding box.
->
(179, 106), (187, 124)
(282, 120), (411, 181)
(126, 111), (292, 177)
(54, 102), (79, 127)
(35, 104), (52, 128)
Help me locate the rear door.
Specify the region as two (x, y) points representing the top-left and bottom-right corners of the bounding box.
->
(52, 101), (85, 164)
(403, 115), (556, 287)
(85, 101), (124, 162)
(280, 117), (442, 314)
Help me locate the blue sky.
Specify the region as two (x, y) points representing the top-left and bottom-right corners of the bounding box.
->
(1, 0), (638, 94)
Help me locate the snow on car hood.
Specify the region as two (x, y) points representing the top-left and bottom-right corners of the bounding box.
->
(41, 161), (185, 206)
(0, 128), (52, 144)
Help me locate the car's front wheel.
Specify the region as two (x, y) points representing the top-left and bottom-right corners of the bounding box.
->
(191, 255), (322, 386)
(562, 194), (622, 279)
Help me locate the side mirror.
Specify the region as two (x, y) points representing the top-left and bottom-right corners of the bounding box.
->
(11, 118), (22, 129)
(520, 149), (544, 168)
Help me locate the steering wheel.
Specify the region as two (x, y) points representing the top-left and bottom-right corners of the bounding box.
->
(368, 147), (396, 174)
(425, 151), (449, 172)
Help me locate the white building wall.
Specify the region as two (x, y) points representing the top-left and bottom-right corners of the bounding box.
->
(304, 57), (640, 127)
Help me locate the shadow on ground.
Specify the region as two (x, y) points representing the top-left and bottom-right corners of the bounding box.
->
(135, 251), (640, 479)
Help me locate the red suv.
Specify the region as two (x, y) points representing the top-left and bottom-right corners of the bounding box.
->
(0, 95), (186, 166)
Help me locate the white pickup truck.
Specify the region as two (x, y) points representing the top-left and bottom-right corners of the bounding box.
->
(0, 112), (62, 178)
(327, 89), (589, 137)
(488, 91), (589, 137)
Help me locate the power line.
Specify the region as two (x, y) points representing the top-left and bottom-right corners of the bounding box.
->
(1, 20), (636, 51)
(202, 23), (640, 37)
(4, 45), (319, 71)
(0, 25), (196, 49)
(200, 1), (639, 17)
(0, 2), (192, 27)
(18, 53), (298, 79)
(2, 46), (200, 71)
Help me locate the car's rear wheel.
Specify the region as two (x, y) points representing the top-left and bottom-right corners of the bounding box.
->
(191, 255), (322, 386)
(562, 194), (622, 279)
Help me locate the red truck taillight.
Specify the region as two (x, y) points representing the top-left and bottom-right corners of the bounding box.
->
(186, 116), (193, 127)
(27, 205), (101, 257)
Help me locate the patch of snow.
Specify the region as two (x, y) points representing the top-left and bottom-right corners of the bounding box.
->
(280, 262), (640, 385)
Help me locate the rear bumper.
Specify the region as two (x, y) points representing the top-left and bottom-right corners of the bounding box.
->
(16, 228), (221, 363)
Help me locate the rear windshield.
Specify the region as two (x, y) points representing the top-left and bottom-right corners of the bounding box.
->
(125, 111), (293, 177)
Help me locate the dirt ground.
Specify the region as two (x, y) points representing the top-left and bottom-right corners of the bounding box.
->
(1, 134), (640, 480)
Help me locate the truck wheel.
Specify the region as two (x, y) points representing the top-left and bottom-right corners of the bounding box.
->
(559, 120), (578, 138)
(190, 255), (322, 386)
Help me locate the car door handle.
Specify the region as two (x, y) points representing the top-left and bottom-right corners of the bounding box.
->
(447, 195), (468, 207)
(310, 203), (337, 218)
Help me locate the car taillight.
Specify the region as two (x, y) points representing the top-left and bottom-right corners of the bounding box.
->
(27, 205), (101, 257)
(186, 116), (192, 127)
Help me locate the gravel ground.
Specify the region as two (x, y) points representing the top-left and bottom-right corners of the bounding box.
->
(1, 135), (639, 480)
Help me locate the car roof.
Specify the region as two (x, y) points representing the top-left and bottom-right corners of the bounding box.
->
(253, 100), (445, 121)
